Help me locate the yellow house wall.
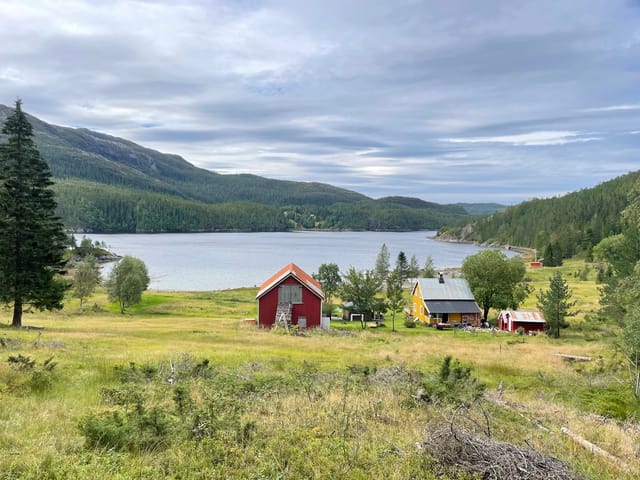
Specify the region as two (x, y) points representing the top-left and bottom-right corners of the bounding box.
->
(411, 283), (429, 323)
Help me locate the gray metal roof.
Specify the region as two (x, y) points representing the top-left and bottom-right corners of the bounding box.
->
(415, 278), (475, 301)
(425, 300), (481, 314)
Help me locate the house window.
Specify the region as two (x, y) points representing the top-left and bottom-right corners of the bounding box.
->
(278, 285), (303, 304)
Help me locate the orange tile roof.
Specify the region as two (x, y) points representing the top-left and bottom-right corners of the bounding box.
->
(256, 263), (324, 299)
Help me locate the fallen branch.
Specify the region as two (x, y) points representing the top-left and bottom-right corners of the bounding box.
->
(487, 393), (550, 432)
(554, 353), (593, 362)
(560, 427), (629, 470)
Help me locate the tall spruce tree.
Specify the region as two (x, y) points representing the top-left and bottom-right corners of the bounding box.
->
(374, 243), (390, 282)
(394, 251), (410, 283)
(0, 100), (68, 327)
(537, 272), (576, 338)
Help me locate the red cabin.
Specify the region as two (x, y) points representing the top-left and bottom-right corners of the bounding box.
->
(256, 263), (324, 329)
(498, 310), (546, 334)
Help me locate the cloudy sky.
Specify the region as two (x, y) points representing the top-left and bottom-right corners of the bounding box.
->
(1, 0), (639, 204)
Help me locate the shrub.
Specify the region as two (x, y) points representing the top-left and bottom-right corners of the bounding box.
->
(404, 318), (418, 328)
(6, 355), (57, 393)
(114, 362), (158, 383)
(7, 354), (36, 370)
(79, 406), (174, 452)
(419, 356), (486, 407)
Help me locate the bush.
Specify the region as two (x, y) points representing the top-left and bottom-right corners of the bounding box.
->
(6, 355), (57, 393)
(419, 356), (486, 407)
(79, 406), (174, 452)
(79, 358), (254, 454)
(114, 361), (158, 383)
(404, 318), (418, 328)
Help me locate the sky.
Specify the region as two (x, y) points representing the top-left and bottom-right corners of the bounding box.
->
(1, 0), (639, 205)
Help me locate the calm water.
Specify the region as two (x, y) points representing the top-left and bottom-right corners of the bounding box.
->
(89, 231), (508, 291)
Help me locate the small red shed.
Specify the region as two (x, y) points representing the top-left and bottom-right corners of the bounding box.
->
(498, 310), (546, 334)
(256, 263), (324, 329)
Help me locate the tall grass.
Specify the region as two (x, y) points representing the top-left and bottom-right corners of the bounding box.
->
(0, 261), (637, 479)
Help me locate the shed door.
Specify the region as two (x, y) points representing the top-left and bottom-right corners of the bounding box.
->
(298, 316), (307, 328)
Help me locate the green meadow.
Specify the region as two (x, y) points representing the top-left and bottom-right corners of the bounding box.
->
(0, 261), (638, 479)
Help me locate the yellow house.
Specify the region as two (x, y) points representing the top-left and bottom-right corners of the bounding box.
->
(411, 275), (481, 326)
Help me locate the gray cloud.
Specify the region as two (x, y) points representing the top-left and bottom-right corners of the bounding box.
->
(1, 0), (639, 204)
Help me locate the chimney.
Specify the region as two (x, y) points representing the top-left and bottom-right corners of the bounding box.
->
(438, 272), (445, 284)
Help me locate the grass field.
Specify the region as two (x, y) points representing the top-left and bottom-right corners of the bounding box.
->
(0, 261), (638, 479)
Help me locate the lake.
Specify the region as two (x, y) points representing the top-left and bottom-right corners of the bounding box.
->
(88, 231), (509, 291)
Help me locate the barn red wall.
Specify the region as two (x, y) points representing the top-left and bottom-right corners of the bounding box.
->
(258, 287), (279, 327)
(498, 312), (545, 333)
(258, 276), (322, 328)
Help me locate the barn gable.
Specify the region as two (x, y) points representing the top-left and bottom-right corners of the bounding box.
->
(256, 263), (324, 300)
(256, 263), (324, 329)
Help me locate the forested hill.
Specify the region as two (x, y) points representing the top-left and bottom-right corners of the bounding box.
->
(0, 104), (367, 207)
(0, 104), (481, 233)
(440, 170), (640, 263)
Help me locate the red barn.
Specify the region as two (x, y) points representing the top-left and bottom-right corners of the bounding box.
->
(498, 310), (546, 334)
(256, 263), (324, 329)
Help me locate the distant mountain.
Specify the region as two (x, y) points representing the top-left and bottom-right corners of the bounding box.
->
(0, 104), (474, 233)
(0, 104), (367, 207)
(440, 171), (640, 260)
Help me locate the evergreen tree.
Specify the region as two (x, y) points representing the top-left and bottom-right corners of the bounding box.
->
(394, 251), (410, 283)
(537, 272), (576, 338)
(422, 255), (437, 278)
(594, 179), (640, 394)
(408, 254), (420, 280)
(107, 256), (150, 313)
(0, 100), (69, 327)
(542, 240), (563, 267)
(374, 243), (390, 282)
(594, 179), (640, 318)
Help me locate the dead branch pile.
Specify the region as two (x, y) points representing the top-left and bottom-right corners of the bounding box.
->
(424, 426), (582, 480)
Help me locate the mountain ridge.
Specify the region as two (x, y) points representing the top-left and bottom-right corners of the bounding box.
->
(0, 103), (489, 232)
